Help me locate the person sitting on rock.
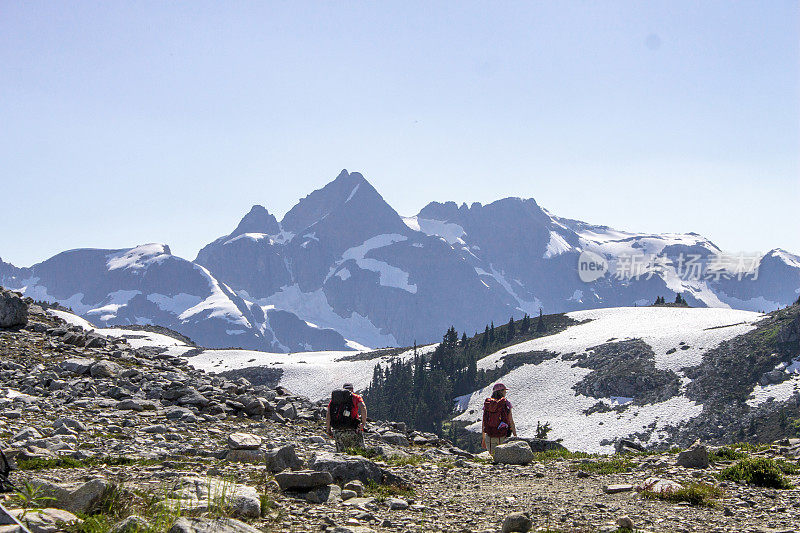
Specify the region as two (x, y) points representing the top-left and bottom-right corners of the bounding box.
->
(482, 383), (517, 455)
(326, 383), (367, 452)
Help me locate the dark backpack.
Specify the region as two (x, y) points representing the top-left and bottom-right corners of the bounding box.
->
(483, 397), (510, 438)
(330, 389), (359, 430)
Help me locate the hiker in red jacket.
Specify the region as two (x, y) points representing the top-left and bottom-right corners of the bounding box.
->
(482, 383), (517, 455)
(326, 383), (367, 452)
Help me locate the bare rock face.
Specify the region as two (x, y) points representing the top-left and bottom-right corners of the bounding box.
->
(0, 288), (28, 328)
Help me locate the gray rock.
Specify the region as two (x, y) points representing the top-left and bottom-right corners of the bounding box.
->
(379, 432), (409, 447)
(386, 497), (409, 510)
(110, 515), (151, 533)
(64, 478), (113, 515)
(305, 483), (342, 504)
(676, 440), (709, 469)
(169, 477), (260, 519)
(53, 417), (86, 432)
(603, 484), (634, 494)
(168, 517), (262, 533)
(0, 289), (28, 328)
(308, 452), (406, 486)
(225, 449), (265, 463)
(502, 512), (532, 533)
(11, 427), (42, 443)
(226, 432), (262, 450)
(265, 444), (303, 472)
(343, 480), (364, 497)
(89, 360), (121, 378)
(58, 358), (94, 376)
(8, 508), (81, 533)
(493, 440), (534, 465)
(616, 516), (634, 529)
(277, 403), (297, 419)
(116, 399), (157, 411)
(274, 470), (333, 491)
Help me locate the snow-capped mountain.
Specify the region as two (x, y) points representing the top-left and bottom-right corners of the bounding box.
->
(3, 169), (799, 351)
(0, 244), (353, 352)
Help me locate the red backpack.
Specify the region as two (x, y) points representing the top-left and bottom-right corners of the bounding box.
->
(483, 397), (510, 437)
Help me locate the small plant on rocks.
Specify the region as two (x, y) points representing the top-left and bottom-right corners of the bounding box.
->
(718, 457), (795, 489)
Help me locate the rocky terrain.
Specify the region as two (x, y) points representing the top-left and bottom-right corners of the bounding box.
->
(3, 288), (800, 533)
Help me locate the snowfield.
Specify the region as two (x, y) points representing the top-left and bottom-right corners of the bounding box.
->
(187, 343), (439, 401)
(455, 306), (764, 453)
(478, 307), (763, 373)
(48, 309), (195, 356)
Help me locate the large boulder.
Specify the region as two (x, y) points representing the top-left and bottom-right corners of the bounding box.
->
(676, 441), (709, 469)
(8, 508), (81, 533)
(57, 358), (94, 376)
(0, 289), (28, 328)
(226, 433), (262, 450)
(169, 477), (261, 519)
(274, 471), (333, 491)
(308, 452), (406, 487)
(502, 512), (533, 533)
(265, 444), (303, 472)
(493, 441), (534, 465)
(35, 478), (113, 515)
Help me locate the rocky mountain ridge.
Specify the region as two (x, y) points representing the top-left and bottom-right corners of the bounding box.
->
(3, 169), (799, 352)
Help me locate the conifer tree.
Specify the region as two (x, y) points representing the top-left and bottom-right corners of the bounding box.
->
(536, 308), (546, 333)
(507, 316), (516, 342)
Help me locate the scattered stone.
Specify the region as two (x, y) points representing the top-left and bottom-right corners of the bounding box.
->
(264, 443), (303, 472)
(110, 515), (151, 533)
(493, 440), (534, 465)
(226, 432), (262, 450)
(386, 497), (409, 510)
(501, 512), (532, 533)
(676, 440), (710, 469)
(274, 470), (334, 491)
(0, 289), (28, 328)
(602, 483), (634, 494)
(616, 515), (634, 529)
(8, 508), (81, 533)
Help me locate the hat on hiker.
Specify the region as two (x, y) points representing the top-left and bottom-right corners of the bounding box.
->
(343, 383), (354, 391)
(492, 383), (508, 392)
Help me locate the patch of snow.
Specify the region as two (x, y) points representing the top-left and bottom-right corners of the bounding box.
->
(747, 376), (800, 407)
(326, 234), (416, 294)
(544, 231), (571, 258)
(335, 268), (351, 281)
(226, 329), (245, 335)
(569, 290), (583, 302)
(345, 183), (360, 203)
(715, 293), (783, 313)
(178, 265), (251, 327)
(475, 265), (541, 316)
(255, 285), (398, 349)
(147, 293), (204, 315)
(403, 216), (466, 245)
(223, 233), (269, 245)
(106, 244), (170, 271)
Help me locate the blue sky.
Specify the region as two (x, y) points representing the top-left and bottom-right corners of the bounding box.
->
(1, 1), (798, 267)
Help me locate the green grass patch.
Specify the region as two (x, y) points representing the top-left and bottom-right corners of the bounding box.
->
(364, 480), (415, 502)
(344, 447), (381, 459)
(718, 457), (795, 489)
(531, 449), (597, 463)
(384, 454), (424, 467)
(641, 482), (722, 507)
(708, 446), (748, 463)
(573, 457), (633, 475)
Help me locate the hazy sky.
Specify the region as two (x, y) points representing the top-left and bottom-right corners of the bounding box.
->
(2, 1), (798, 267)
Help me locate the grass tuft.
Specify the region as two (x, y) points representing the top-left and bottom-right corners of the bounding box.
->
(718, 457), (795, 489)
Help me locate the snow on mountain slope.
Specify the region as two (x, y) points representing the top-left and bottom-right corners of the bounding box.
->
(188, 343), (439, 401)
(48, 309), (195, 355)
(454, 306), (765, 453)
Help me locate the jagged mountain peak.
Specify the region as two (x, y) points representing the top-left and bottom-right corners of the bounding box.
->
(231, 205), (280, 237)
(281, 169), (402, 235)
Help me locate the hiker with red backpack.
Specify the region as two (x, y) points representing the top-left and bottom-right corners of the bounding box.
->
(482, 383), (517, 455)
(326, 383), (367, 452)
